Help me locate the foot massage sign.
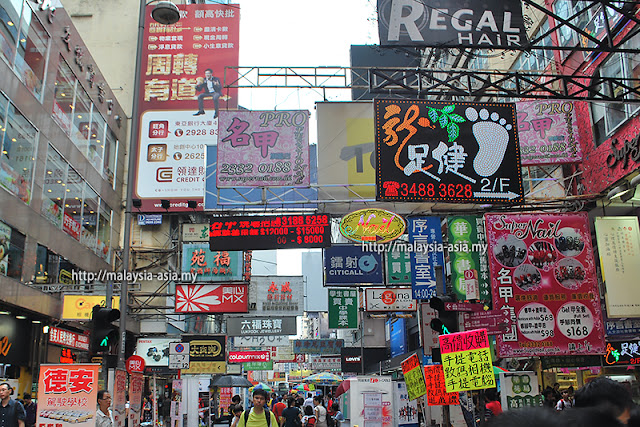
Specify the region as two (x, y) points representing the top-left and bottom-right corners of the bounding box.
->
(374, 100), (524, 203)
(439, 329), (496, 393)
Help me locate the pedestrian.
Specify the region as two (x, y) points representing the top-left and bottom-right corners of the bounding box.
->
(96, 390), (114, 427)
(273, 397), (287, 424)
(295, 395), (304, 408)
(330, 403), (344, 426)
(313, 397), (327, 427)
(552, 383), (561, 403)
(573, 377), (634, 425)
(542, 388), (555, 409)
(485, 388), (503, 420)
(0, 383), (25, 427)
(556, 390), (573, 411)
(303, 393), (314, 410)
(230, 405), (243, 427)
(22, 394), (35, 427)
(280, 397), (302, 427)
(302, 406), (316, 427)
(237, 389), (278, 427)
(229, 395), (242, 426)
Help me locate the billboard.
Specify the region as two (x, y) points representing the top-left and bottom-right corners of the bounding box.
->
(62, 296), (120, 321)
(181, 244), (245, 281)
(133, 3), (240, 212)
(226, 316), (297, 336)
(250, 276), (304, 317)
(324, 245), (384, 285)
(216, 110), (310, 187)
(182, 335), (226, 374)
(135, 338), (174, 367)
(485, 213), (605, 357)
(365, 288), (416, 312)
(377, 0), (527, 49)
(175, 284), (248, 313)
(374, 99), (523, 203)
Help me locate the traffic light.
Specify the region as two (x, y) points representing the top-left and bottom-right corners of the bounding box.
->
(429, 295), (458, 335)
(91, 304), (120, 353)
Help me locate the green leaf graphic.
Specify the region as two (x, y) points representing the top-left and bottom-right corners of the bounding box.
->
(450, 114), (466, 123)
(443, 105), (455, 113)
(428, 108), (438, 123)
(439, 114), (448, 128)
(447, 122), (459, 141)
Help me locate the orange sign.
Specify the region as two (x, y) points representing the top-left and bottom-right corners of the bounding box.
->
(339, 208), (406, 243)
(424, 365), (460, 406)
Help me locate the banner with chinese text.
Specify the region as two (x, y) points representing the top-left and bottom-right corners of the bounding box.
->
(251, 276), (304, 317)
(400, 353), (426, 401)
(486, 213), (605, 357)
(409, 216), (444, 300)
(328, 288), (358, 328)
(129, 373), (143, 427)
(385, 248), (411, 285)
(424, 364), (460, 406)
(181, 243), (244, 281)
(448, 215), (490, 302)
(114, 370), (126, 427)
(440, 329), (495, 392)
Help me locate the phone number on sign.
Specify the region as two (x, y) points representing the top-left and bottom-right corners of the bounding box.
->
(219, 161), (292, 175)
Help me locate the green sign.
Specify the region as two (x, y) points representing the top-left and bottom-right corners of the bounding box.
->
(385, 248), (411, 285)
(243, 361), (273, 371)
(447, 216), (491, 302)
(328, 289), (358, 329)
(181, 243), (244, 282)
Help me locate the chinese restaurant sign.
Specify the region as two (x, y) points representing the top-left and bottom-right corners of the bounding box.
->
(133, 4), (240, 212)
(448, 216), (491, 301)
(293, 339), (345, 355)
(385, 248), (411, 285)
(209, 214), (331, 250)
(516, 101), (582, 165)
(328, 288), (359, 329)
(374, 100), (523, 203)
(227, 317), (297, 336)
(324, 245), (384, 284)
(401, 353), (426, 401)
(440, 329), (495, 392)
(175, 284), (248, 313)
(409, 216), (445, 300)
(37, 364), (99, 427)
(339, 208), (406, 243)
(424, 364), (460, 406)
(216, 110), (310, 187)
(486, 213), (605, 357)
(251, 276), (304, 317)
(181, 244), (244, 281)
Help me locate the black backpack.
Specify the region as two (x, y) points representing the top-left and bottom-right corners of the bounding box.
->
(243, 409), (271, 427)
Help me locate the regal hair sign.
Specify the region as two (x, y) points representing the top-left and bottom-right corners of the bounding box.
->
(340, 208), (406, 243)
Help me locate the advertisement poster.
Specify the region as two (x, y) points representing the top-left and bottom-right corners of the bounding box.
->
(498, 371), (543, 410)
(133, 3), (240, 211)
(0, 220), (10, 276)
(181, 244), (245, 281)
(114, 370), (127, 427)
(594, 216), (640, 318)
(400, 353), (426, 401)
(485, 213), (606, 357)
(61, 296), (120, 321)
(324, 245), (384, 285)
(516, 101), (582, 165)
(393, 382), (418, 427)
(424, 364), (460, 406)
(36, 364), (100, 427)
(175, 284), (248, 313)
(390, 318), (407, 358)
(181, 335), (226, 374)
(374, 100), (523, 203)
(136, 338), (174, 367)
(439, 329), (495, 393)
(216, 110), (310, 187)
(129, 373), (144, 427)
(328, 288), (358, 329)
(448, 215), (491, 302)
(409, 217), (445, 300)
(366, 288), (416, 312)
(250, 276), (304, 317)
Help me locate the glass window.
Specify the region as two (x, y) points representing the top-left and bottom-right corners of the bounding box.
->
(81, 183), (98, 252)
(34, 243), (60, 284)
(62, 166), (83, 241)
(70, 85), (91, 156)
(97, 202), (111, 261)
(103, 126), (118, 187)
(41, 144), (67, 228)
(0, 0), (21, 66)
(52, 58), (75, 134)
(0, 92), (36, 203)
(88, 111), (105, 173)
(13, 3), (48, 100)
(0, 219), (24, 280)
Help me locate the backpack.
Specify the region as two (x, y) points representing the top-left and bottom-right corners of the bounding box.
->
(243, 409), (271, 427)
(326, 412), (335, 427)
(305, 416), (316, 427)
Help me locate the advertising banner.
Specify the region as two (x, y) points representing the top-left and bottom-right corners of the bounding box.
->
(498, 371), (543, 410)
(401, 353), (426, 400)
(439, 329), (495, 392)
(385, 248), (411, 285)
(36, 364), (99, 427)
(181, 335), (226, 374)
(390, 318), (407, 358)
(227, 316), (297, 336)
(49, 327), (90, 351)
(424, 364), (460, 406)
(339, 208), (406, 244)
(228, 351), (270, 363)
(175, 284), (248, 313)
(129, 373), (144, 427)
(136, 338), (174, 367)
(594, 217), (640, 318)
(374, 99), (523, 203)
(409, 216), (445, 300)
(293, 339), (344, 355)
(250, 276), (304, 317)
(485, 213), (606, 357)
(393, 381), (419, 427)
(181, 244), (244, 281)
(133, 3), (240, 212)
(365, 288), (416, 312)
(324, 245), (384, 284)
(114, 370), (127, 427)
(62, 296), (120, 321)
(604, 340), (640, 366)
(448, 215), (491, 301)
(328, 288), (359, 329)
(216, 110), (310, 187)
(516, 101), (582, 165)
(182, 223), (210, 241)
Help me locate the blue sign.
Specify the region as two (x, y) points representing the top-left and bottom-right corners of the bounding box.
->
(138, 214), (163, 225)
(204, 144), (318, 210)
(606, 319), (640, 336)
(324, 245), (383, 284)
(389, 318), (407, 358)
(408, 216), (445, 300)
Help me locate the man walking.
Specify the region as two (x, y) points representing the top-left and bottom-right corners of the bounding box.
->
(0, 383), (25, 427)
(21, 394), (35, 427)
(96, 390), (114, 427)
(194, 68), (222, 119)
(237, 389), (278, 427)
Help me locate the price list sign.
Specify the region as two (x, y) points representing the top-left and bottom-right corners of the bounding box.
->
(401, 353), (427, 401)
(209, 214), (331, 250)
(439, 329), (495, 393)
(424, 364), (460, 406)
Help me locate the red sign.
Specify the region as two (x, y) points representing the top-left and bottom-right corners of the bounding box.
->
(49, 327), (90, 351)
(424, 365), (460, 406)
(444, 302), (485, 312)
(126, 355), (146, 374)
(63, 213), (81, 240)
(462, 310), (513, 335)
(228, 351), (270, 363)
(175, 284), (248, 313)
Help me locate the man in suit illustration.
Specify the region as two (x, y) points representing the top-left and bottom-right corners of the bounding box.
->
(194, 68), (222, 118)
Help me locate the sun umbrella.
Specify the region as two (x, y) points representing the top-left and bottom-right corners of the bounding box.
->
(293, 384), (314, 392)
(333, 379), (351, 398)
(249, 382), (273, 392)
(303, 372), (343, 386)
(210, 375), (253, 388)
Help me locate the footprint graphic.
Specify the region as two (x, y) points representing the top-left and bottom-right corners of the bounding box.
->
(465, 107), (512, 177)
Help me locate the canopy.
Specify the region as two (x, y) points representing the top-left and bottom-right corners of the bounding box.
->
(249, 382), (273, 392)
(302, 372), (343, 386)
(210, 375), (253, 388)
(333, 379), (352, 398)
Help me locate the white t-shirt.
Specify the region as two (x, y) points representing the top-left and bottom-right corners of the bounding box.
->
(315, 405), (327, 423)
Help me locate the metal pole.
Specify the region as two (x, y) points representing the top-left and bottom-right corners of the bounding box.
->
(359, 288), (364, 375)
(119, 0), (147, 369)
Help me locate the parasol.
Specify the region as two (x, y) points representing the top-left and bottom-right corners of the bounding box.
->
(249, 382), (273, 392)
(302, 372), (343, 386)
(333, 379), (352, 398)
(210, 375), (253, 388)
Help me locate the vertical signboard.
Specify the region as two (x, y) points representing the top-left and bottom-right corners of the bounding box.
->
(133, 3), (240, 212)
(439, 329), (495, 392)
(401, 353), (426, 401)
(114, 370), (127, 427)
(385, 248), (412, 285)
(424, 364), (460, 406)
(409, 216), (444, 300)
(498, 372), (543, 410)
(594, 217), (640, 318)
(485, 213), (605, 357)
(328, 288), (358, 329)
(448, 216), (490, 302)
(129, 373), (144, 427)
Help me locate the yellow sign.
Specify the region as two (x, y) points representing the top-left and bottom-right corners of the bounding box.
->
(340, 208), (406, 243)
(401, 353), (426, 401)
(439, 329), (495, 393)
(62, 296), (121, 320)
(181, 361), (226, 375)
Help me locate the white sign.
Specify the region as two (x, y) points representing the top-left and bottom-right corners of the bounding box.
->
(170, 342), (190, 355)
(182, 223), (210, 242)
(365, 287), (416, 312)
(169, 354), (190, 370)
(233, 336), (290, 347)
(136, 338), (175, 367)
(250, 276), (305, 317)
(308, 356), (341, 371)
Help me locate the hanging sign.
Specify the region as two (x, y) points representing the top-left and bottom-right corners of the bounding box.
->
(424, 364), (460, 406)
(401, 353), (427, 401)
(439, 329), (495, 392)
(339, 208), (406, 243)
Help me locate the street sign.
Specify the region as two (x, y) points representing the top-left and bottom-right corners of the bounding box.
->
(462, 310), (512, 335)
(169, 342), (190, 369)
(444, 302), (486, 312)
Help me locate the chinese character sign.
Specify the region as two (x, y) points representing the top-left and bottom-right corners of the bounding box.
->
(328, 288), (358, 329)
(374, 100), (523, 203)
(113, 370), (127, 427)
(485, 213), (605, 357)
(385, 248), (411, 285)
(129, 373), (143, 427)
(498, 372), (543, 410)
(175, 284), (248, 313)
(400, 353), (426, 401)
(409, 217), (445, 300)
(439, 329), (495, 392)
(251, 276), (304, 316)
(424, 364), (460, 406)
(217, 110), (311, 187)
(37, 364), (99, 427)
(180, 244), (244, 281)
(324, 245), (384, 285)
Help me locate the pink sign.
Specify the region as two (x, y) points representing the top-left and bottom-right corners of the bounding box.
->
(175, 284), (248, 313)
(516, 100), (582, 165)
(228, 351), (271, 363)
(49, 327), (90, 351)
(485, 213), (605, 357)
(216, 110), (310, 188)
(439, 329), (490, 354)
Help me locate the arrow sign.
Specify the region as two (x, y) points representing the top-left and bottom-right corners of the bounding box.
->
(444, 302), (486, 312)
(462, 310), (513, 335)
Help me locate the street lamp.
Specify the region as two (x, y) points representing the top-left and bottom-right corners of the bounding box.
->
(118, 0), (180, 368)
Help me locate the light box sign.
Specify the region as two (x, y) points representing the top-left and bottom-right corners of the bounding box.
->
(448, 215), (491, 302)
(390, 318), (407, 358)
(377, 0), (527, 49)
(216, 110), (310, 188)
(328, 288), (359, 329)
(374, 99), (523, 203)
(182, 223), (210, 242)
(604, 340), (640, 366)
(409, 217), (445, 300)
(62, 296), (121, 321)
(385, 248), (412, 285)
(485, 213), (605, 357)
(181, 244), (244, 281)
(175, 284), (248, 313)
(293, 339), (344, 355)
(226, 316), (297, 336)
(209, 214), (331, 250)
(251, 276), (304, 317)
(49, 327), (90, 351)
(324, 245), (384, 284)
(339, 208), (406, 243)
(182, 335), (226, 375)
(228, 351), (270, 363)
(136, 338), (174, 367)
(365, 287), (416, 312)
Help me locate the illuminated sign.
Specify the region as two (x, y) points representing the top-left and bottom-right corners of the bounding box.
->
(339, 208), (406, 243)
(209, 214), (331, 250)
(604, 340), (640, 366)
(374, 99), (523, 203)
(228, 351), (271, 363)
